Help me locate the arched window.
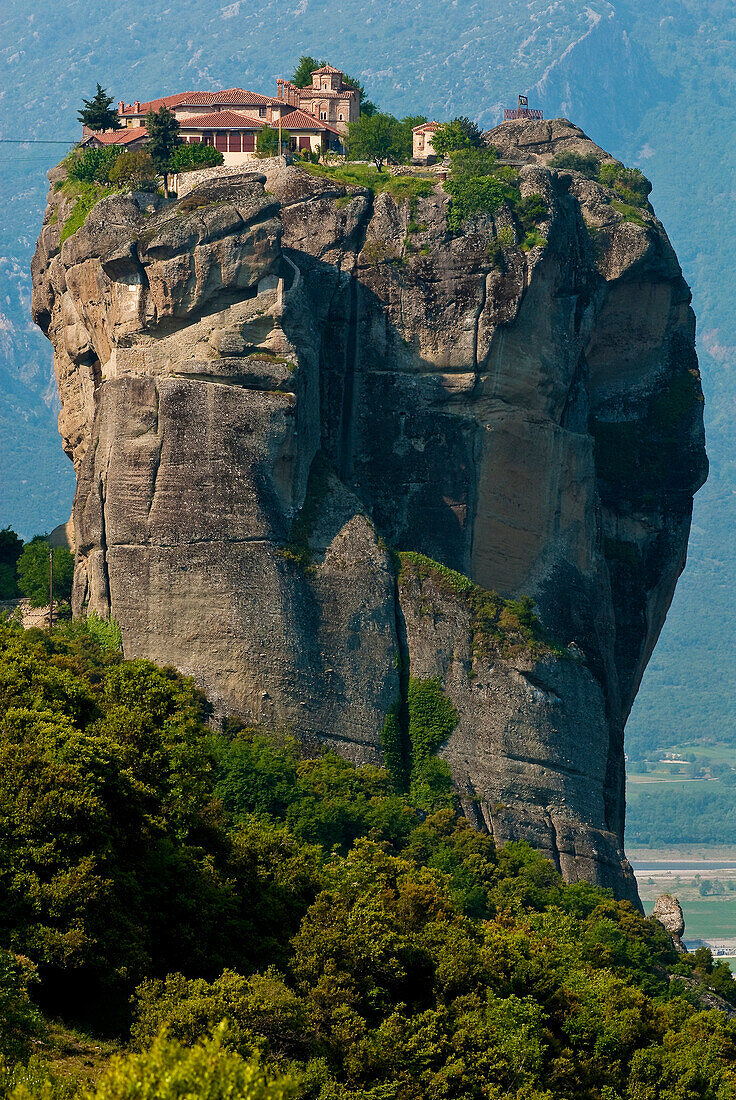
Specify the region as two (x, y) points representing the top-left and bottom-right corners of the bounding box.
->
(338, 113), (343, 121)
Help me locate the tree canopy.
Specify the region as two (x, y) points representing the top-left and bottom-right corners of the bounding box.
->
(3, 621), (736, 1097)
(347, 112), (405, 169)
(432, 116), (485, 156)
(77, 84), (121, 132)
(144, 106), (181, 192)
(16, 538), (73, 607)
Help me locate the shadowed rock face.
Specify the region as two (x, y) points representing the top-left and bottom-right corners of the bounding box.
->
(31, 122), (707, 903)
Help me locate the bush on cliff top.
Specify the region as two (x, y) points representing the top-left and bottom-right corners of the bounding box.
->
(3, 620), (736, 1098)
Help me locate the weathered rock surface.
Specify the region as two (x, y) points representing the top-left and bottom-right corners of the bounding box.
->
(31, 120), (707, 903)
(653, 893), (686, 951)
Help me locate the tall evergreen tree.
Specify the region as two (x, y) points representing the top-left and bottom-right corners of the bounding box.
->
(291, 55), (322, 87)
(144, 106), (182, 195)
(77, 84), (121, 131)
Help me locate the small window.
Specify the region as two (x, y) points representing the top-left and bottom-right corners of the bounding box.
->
(320, 112), (327, 120)
(259, 107), (267, 117)
(338, 113), (343, 121)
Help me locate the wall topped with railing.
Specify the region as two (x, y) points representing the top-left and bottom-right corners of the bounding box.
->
(503, 107), (544, 121)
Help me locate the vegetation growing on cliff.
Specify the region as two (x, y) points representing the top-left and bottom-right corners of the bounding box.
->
(398, 551), (564, 659)
(3, 621), (736, 1097)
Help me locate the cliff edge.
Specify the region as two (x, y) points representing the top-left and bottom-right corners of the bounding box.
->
(31, 119), (707, 902)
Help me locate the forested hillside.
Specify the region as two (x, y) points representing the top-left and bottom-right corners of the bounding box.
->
(1, 0), (734, 746)
(3, 618), (736, 1097)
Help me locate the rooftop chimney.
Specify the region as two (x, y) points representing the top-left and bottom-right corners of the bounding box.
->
(118, 101), (124, 113)
(134, 101), (141, 113)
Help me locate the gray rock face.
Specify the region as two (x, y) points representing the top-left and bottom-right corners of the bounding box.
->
(653, 893), (686, 951)
(31, 121), (707, 904)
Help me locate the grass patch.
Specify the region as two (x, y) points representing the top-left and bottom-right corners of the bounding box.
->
(299, 161), (434, 206)
(521, 227), (547, 251)
(611, 200), (649, 228)
(59, 180), (115, 243)
(398, 551), (564, 660)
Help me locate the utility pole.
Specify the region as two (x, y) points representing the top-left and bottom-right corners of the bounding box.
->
(49, 546), (54, 631)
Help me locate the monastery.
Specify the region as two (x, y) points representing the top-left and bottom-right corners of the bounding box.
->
(84, 64), (360, 164)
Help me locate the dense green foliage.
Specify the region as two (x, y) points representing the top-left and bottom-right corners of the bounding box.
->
(255, 125), (288, 158)
(168, 143), (223, 172)
(77, 85), (121, 133)
(66, 146), (123, 185)
(2, 624), (736, 1096)
(107, 150), (157, 189)
(0, 529), (23, 600)
(346, 112), (406, 169)
(441, 147), (548, 243)
(16, 539), (73, 607)
(144, 106), (181, 189)
(432, 117), (484, 156)
(627, 784), (736, 846)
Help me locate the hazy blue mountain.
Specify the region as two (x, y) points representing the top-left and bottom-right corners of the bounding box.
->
(1, 0), (733, 745)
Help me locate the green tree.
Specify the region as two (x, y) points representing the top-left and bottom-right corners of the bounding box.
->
(256, 125), (289, 158)
(77, 84), (121, 132)
(108, 150), (158, 189)
(87, 1027), (294, 1100)
(0, 528), (23, 600)
(347, 112), (404, 170)
(291, 55), (322, 88)
(67, 145), (124, 184)
(168, 143), (224, 172)
(16, 539), (73, 608)
(0, 951), (45, 1063)
(432, 116), (484, 156)
(144, 106), (181, 195)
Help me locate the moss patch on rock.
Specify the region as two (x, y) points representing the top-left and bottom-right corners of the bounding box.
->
(277, 452), (332, 570)
(59, 181), (115, 243)
(398, 551), (564, 659)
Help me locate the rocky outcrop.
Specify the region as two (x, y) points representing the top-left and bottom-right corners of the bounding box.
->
(653, 893), (686, 951)
(31, 120), (707, 903)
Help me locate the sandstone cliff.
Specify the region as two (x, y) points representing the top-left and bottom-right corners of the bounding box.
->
(31, 119), (707, 902)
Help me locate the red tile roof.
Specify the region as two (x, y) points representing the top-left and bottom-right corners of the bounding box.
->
(311, 64), (343, 75)
(120, 88), (281, 116)
(119, 92), (195, 116)
(178, 110), (267, 130)
(279, 108), (342, 136)
(86, 127), (150, 145)
(412, 121), (440, 132)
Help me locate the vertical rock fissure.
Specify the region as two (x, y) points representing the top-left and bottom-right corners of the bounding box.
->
(338, 272), (359, 480)
(389, 567), (412, 790)
(338, 192), (374, 480)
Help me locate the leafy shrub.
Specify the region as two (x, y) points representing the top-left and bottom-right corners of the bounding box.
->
(108, 150), (157, 189)
(599, 163), (652, 207)
(169, 143), (224, 173)
(444, 173), (513, 231)
(432, 116), (484, 156)
(549, 150), (601, 178)
(0, 951), (45, 1063)
(87, 1028), (294, 1100)
(67, 146), (123, 184)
